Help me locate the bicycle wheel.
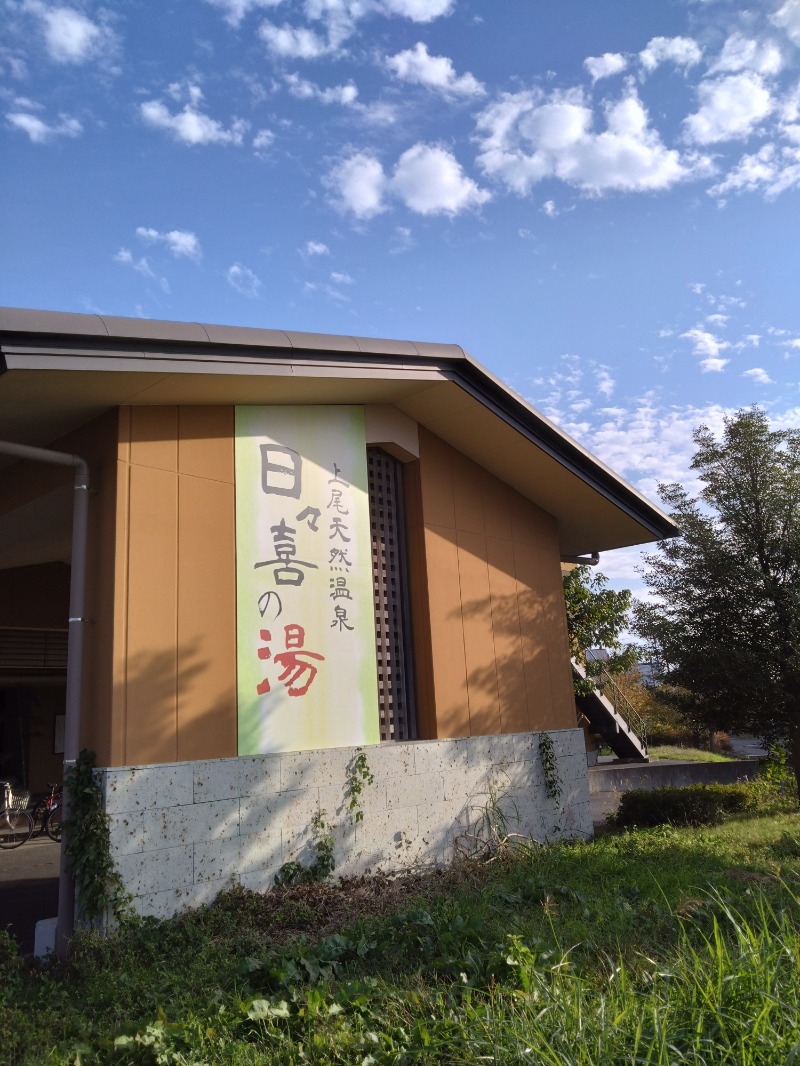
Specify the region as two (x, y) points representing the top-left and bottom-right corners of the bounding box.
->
(0, 809), (33, 849)
(45, 806), (62, 842)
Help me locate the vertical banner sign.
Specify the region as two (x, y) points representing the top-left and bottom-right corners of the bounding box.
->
(235, 406), (380, 754)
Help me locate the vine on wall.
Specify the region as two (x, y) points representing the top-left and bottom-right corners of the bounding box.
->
(64, 749), (131, 923)
(538, 733), (562, 803)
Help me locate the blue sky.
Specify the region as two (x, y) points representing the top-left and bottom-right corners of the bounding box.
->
(3, 0), (800, 593)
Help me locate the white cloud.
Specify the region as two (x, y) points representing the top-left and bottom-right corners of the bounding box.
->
(391, 142), (490, 215)
(114, 248), (170, 292)
(680, 328), (730, 372)
(476, 86), (703, 196)
(386, 42), (485, 97)
(6, 110), (82, 143)
(140, 86), (247, 146)
(253, 128), (275, 152)
(595, 368), (615, 396)
(259, 22), (332, 58)
(326, 142), (489, 218)
(304, 240), (330, 255)
(742, 367), (773, 383)
(203, 0), (283, 27)
(135, 227), (202, 260)
(706, 313), (728, 326)
(684, 73), (773, 145)
(226, 263), (262, 298)
(772, 0), (800, 47)
(541, 199), (558, 217)
(639, 36), (703, 74)
(377, 0), (453, 19)
(285, 72), (358, 104)
(330, 270), (353, 284)
(708, 143), (800, 199)
(326, 151), (388, 218)
(709, 32), (784, 76)
(23, 1), (119, 65)
(584, 52), (627, 83)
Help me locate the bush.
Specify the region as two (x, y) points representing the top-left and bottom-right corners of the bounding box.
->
(612, 781), (770, 828)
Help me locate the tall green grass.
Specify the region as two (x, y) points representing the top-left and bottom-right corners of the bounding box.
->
(3, 813), (800, 1065)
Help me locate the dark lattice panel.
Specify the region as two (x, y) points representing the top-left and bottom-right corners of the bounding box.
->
(367, 449), (417, 742)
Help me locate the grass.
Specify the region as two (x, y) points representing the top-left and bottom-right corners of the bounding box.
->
(3, 810), (800, 1065)
(648, 745), (738, 763)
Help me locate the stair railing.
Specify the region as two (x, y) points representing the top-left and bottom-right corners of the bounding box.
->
(594, 667), (648, 753)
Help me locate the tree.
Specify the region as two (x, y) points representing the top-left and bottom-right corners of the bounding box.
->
(563, 565), (637, 694)
(634, 408), (800, 800)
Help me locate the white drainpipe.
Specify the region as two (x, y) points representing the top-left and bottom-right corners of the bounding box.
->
(0, 441), (90, 960)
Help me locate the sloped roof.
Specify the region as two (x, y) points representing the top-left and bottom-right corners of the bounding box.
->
(0, 306), (677, 555)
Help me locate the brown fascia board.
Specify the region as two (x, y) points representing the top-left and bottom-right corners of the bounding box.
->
(0, 307), (465, 363)
(0, 306), (677, 541)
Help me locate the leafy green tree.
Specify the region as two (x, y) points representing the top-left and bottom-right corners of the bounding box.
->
(563, 565), (637, 694)
(634, 408), (800, 801)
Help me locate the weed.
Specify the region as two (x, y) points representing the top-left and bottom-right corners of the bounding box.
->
(539, 731), (562, 803)
(346, 748), (374, 823)
(274, 809), (336, 886)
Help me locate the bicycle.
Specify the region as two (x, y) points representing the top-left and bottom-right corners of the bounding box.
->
(0, 781), (34, 849)
(30, 783), (63, 842)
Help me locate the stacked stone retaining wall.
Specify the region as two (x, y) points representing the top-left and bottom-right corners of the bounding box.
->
(98, 728), (591, 920)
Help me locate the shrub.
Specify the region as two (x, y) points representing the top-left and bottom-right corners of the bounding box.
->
(612, 782), (767, 828)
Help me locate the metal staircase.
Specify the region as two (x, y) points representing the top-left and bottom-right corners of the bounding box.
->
(573, 659), (649, 761)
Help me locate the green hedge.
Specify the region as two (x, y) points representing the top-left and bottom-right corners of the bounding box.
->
(612, 782), (762, 828)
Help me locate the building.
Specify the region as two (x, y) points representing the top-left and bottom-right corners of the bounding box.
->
(0, 307), (676, 922)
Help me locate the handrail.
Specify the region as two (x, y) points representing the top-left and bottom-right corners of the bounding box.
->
(595, 667), (648, 753)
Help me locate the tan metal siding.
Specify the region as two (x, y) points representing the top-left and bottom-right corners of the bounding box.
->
(415, 427), (575, 737)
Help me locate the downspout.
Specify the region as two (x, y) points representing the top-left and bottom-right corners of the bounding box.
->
(0, 441), (90, 960)
(560, 552), (600, 566)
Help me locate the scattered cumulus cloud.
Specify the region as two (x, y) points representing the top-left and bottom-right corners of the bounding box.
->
(259, 22), (334, 59)
(140, 85), (247, 146)
(226, 262), (262, 297)
(330, 270), (353, 284)
(475, 85), (706, 196)
(304, 240), (330, 255)
(385, 42), (485, 97)
(327, 143), (488, 218)
(595, 368), (615, 396)
(391, 142), (490, 215)
(742, 367), (773, 383)
(639, 36), (703, 74)
(584, 52), (627, 83)
(6, 109), (82, 143)
(23, 1), (119, 66)
(326, 151), (388, 218)
(709, 32), (784, 77)
(772, 0), (800, 47)
(541, 199), (558, 217)
(680, 328), (730, 372)
(252, 128), (275, 152)
(285, 72), (358, 105)
(684, 73), (773, 145)
(202, 0), (283, 28)
(135, 227), (202, 260)
(114, 248), (170, 293)
(708, 143), (800, 199)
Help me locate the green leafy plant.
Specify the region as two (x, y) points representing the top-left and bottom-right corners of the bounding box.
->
(274, 809), (336, 886)
(539, 733), (562, 803)
(64, 749), (132, 924)
(346, 748), (374, 823)
(612, 780), (785, 828)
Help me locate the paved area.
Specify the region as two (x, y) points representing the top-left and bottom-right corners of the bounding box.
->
(0, 835), (59, 954)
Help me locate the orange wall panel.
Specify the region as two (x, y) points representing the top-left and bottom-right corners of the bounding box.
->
(113, 406), (238, 766)
(456, 530), (500, 735)
(125, 463), (178, 764)
(415, 427), (576, 739)
(176, 473), (236, 761)
(422, 525), (468, 737)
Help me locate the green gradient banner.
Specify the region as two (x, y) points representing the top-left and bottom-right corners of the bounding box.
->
(235, 406), (380, 754)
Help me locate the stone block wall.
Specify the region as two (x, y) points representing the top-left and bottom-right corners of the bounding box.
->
(97, 728), (591, 920)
